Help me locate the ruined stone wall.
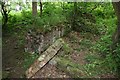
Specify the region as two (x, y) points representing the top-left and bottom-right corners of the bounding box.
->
(26, 38), (64, 78)
(25, 26), (65, 54)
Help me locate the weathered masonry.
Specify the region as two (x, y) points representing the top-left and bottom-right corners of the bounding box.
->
(26, 38), (64, 78)
(25, 25), (65, 54)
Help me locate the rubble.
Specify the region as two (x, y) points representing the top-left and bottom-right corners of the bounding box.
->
(25, 26), (65, 54)
(26, 38), (64, 78)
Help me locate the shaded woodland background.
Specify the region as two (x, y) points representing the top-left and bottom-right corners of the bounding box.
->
(1, 0), (120, 78)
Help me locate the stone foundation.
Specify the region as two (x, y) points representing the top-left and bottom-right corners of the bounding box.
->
(25, 25), (65, 54)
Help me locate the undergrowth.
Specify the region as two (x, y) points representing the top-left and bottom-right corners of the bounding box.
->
(2, 2), (120, 78)
(84, 3), (120, 77)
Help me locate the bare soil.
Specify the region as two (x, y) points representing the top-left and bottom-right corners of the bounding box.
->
(2, 34), (25, 78)
(34, 64), (70, 78)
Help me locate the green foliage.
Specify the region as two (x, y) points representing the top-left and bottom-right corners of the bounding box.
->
(94, 35), (112, 56)
(0, 13), (2, 24)
(63, 43), (71, 54)
(105, 43), (120, 74)
(82, 2), (120, 76)
(6, 3), (66, 33)
(21, 10), (33, 24)
(57, 57), (84, 78)
(90, 3), (120, 76)
(4, 2), (120, 77)
(23, 53), (38, 70)
(79, 39), (92, 47)
(64, 2), (101, 34)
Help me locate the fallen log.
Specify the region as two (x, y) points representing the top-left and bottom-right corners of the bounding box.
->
(26, 38), (64, 78)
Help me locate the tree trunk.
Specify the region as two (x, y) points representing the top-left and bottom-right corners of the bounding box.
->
(112, 2), (120, 76)
(72, 2), (77, 30)
(32, 1), (37, 16)
(112, 2), (120, 50)
(39, 0), (42, 17)
(1, 1), (8, 30)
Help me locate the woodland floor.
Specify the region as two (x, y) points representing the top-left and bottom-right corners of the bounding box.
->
(2, 31), (117, 78)
(33, 31), (116, 78)
(2, 34), (26, 78)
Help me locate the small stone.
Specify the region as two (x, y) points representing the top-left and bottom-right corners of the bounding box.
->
(31, 52), (35, 54)
(5, 67), (12, 71)
(38, 55), (45, 61)
(49, 59), (57, 65)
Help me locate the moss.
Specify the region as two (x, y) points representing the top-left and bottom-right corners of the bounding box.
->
(2, 71), (10, 78)
(63, 43), (72, 54)
(57, 57), (85, 78)
(22, 52), (39, 70)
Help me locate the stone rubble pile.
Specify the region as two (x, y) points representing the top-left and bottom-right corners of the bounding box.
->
(26, 38), (64, 78)
(25, 26), (65, 54)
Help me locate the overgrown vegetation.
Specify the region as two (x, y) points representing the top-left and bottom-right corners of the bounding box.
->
(1, 1), (120, 78)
